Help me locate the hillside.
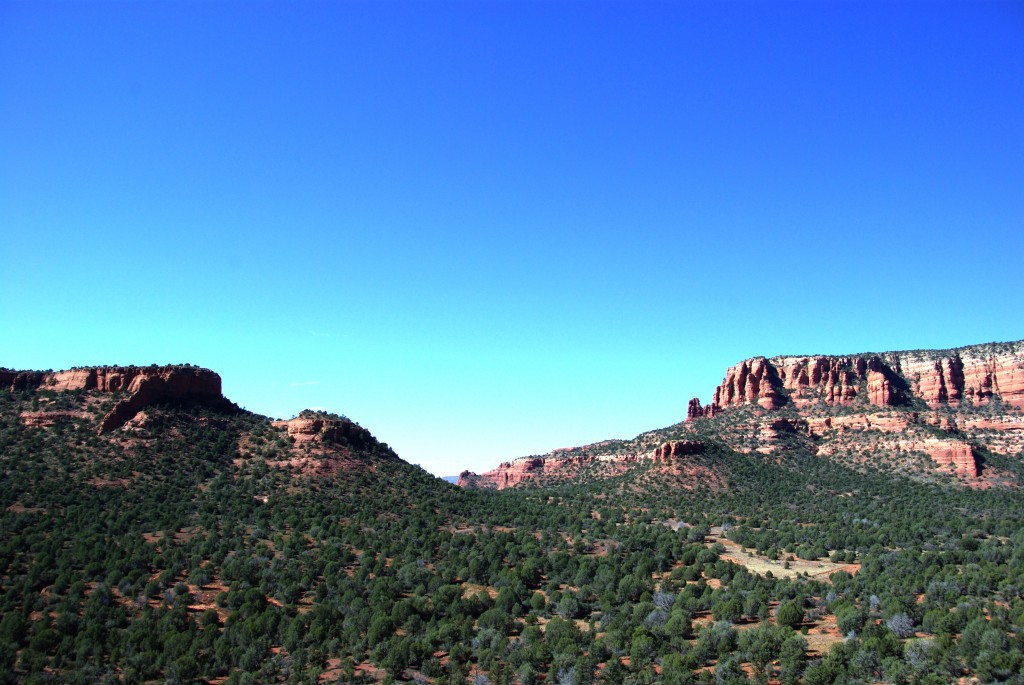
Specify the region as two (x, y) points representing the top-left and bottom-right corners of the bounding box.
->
(3, 358), (1024, 684)
(458, 340), (1024, 491)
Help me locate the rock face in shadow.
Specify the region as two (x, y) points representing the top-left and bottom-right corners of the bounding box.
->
(91, 367), (224, 433)
(0, 369), (47, 391)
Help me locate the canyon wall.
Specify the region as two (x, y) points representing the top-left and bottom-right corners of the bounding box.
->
(693, 342), (1024, 416)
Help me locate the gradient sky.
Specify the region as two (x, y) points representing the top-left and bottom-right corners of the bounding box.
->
(2, 1), (1022, 476)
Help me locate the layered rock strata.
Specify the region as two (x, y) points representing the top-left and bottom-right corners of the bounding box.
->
(2, 365), (225, 433)
(457, 440), (705, 490)
(692, 342), (1024, 417)
(461, 341), (1023, 491)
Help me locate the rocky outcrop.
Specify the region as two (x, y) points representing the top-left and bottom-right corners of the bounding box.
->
(713, 357), (787, 410)
(271, 412), (387, 455)
(4, 362), (230, 432)
(455, 470), (487, 489)
(897, 349), (1024, 409)
(900, 439), (980, 478)
(687, 398), (719, 420)
(0, 369), (46, 391)
(463, 340), (1022, 491)
(38, 366), (220, 398)
(459, 440), (706, 490)
(804, 413), (912, 436)
(652, 440), (703, 460)
(263, 411), (398, 475)
(4, 365), (225, 433)
(457, 457), (550, 489)
(3, 365), (225, 433)
(679, 341), (1024, 482)
(92, 367), (224, 433)
(687, 398), (705, 420)
(698, 342), (1024, 415)
(774, 356), (865, 407)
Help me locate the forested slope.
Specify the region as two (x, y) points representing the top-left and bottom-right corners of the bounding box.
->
(2, 367), (1024, 684)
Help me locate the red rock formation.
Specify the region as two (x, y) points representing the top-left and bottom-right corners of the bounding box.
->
(271, 413), (381, 452)
(713, 357), (786, 410)
(866, 370), (892, 406)
(95, 367), (223, 433)
(43, 369), (98, 391)
(883, 346), (1024, 409)
(455, 470), (483, 488)
(960, 352), (1024, 408)
(3, 365), (226, 434)
(900, 439), (979, 478)
(652, 441), (703, 460)
(459, 440), (707, 490)
(263, 411), (397, 476)
(703, 342), (1023, 416)
(40, 366), (218, 396)
(462, 341), (1022, 491)
(687, 398), (705, 420)
(0, 369), (46, 391)
(686, 399), (721, 420)
(457, 457), (558, 489)
(717, 355), (874, 409)
(774, 356), (863, 406)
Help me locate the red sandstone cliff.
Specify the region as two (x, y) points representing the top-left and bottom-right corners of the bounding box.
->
(680, 341), (1024, 483)
(692, 341), (1024, 418)
(3, 365), (225, 433)
(0, 369), (47, 391)
(898, 439), (979, 478)
(462, 341), (1023, 491)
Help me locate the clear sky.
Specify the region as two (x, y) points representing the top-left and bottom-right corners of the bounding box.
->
(2, 1), (1022, 476)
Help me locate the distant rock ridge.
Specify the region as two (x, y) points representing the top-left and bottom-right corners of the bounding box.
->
(688, 341), (1024, 418)
(2, 365), (225, 433)
(679, 340), (1024, 482)
(460, 340), (1024, 490)
(456, 439), (705, 490)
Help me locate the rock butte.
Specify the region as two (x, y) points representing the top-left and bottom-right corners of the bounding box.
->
(1, 365), (224, 433)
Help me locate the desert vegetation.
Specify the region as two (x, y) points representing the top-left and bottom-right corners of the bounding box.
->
(2, 376), (1024, 684)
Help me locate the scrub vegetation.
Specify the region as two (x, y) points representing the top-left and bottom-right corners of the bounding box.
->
(2, 388), (1024, 684)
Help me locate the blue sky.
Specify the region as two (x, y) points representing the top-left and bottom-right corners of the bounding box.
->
(2, 1), (1022, 476)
